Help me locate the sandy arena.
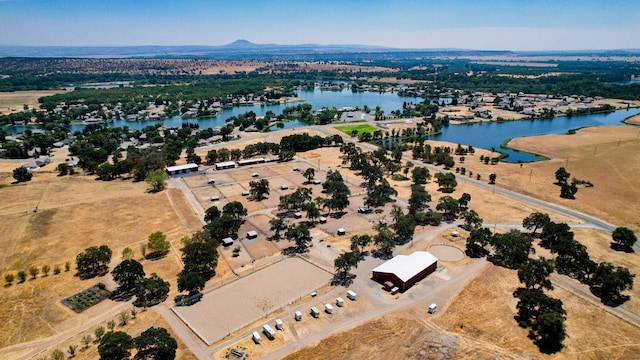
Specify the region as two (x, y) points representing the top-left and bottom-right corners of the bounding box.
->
(171, 257), (332, 345)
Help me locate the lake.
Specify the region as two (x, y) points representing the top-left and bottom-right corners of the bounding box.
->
(430, 108), (640, 162)
(4, 87), (640, 162)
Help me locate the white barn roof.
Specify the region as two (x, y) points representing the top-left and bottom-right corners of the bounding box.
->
(372, 251), (438, 282)
(166, 163), (198, 172)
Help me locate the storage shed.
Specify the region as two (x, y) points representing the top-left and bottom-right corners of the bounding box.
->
(372, 251), (438, 292)
(166, 163), (199, 175)
(346, 290), (357, 301)
(246, 231), (258, 239)
(336, 297), (344, 307)
(221, 237), (233, 247)
(275, 319), (283, 330)
(294, 311), (302, 321)
(215, 161), (236, 170)
(337, 228), (346, 235)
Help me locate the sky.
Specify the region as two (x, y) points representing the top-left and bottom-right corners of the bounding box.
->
(1, 0), (639, 51)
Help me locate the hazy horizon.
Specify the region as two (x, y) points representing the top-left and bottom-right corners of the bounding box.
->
(1, 0), (639, 51)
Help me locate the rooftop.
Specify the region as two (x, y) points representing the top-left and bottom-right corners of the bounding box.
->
(372, 251), (438, 282)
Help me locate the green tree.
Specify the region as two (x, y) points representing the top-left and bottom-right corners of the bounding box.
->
(611, 226), (637, 252)
(540, 221), (574, 251)
(17, 271), (26, 283)
(28, 265), (39, 279)
(513, 288), (566, 353)
(460, 209), (483, 231)
(177, 271), (205, 296)
(181, 241), (218, 281)
(50, 349), (65, 360)
(408, 184), (431, 213)
(364, 178), (397, 208)
(465, 227), (492, 258)
(4, 273), (15, 286)
(457, 192), (471, 211)
(436, 196), (460, 222)
(134, 273), (170, 308)
(334, 251), (359, 280)
(303, 167), (315, 183)
(146, 231), (170, 258)
(522, 212), (551, 236)
(489, 173), (497, 185)
(518, 257), (555, 291)
(269, 217), (287, 240)
(222, 201), (247, 223)
(12, 167), (33, 182)
(94, 326), (106, 342)
(590, 262), (635, 306)
(391, 207), (416, 243)
(134, 327), (178, 360)
(350, 234), (372, 256)
(122, 247), (134, 260)
(560, 182), (577, 199)
(112, 259), (145, 293)
(76, 245), (113, 279)
(98, 331), (133, 360)
(434, 172), (457, 193)
(145, 169), (169, 192)
(489, 229), (534, 269)
(68, 344), (78, 358)
(56, 163), (70, 176)
(249, 178), (270, 201)
(285, 223), (312, 253)
(554, 238), (595, 284)
(554, 167), (570, 185)
(373, 226), (396, 259)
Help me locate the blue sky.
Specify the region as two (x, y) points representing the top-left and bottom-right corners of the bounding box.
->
(1, 0), (639, 50)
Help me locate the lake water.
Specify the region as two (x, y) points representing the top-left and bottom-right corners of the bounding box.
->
(430, 108), (640, 162)
(4, 87), (640, 162)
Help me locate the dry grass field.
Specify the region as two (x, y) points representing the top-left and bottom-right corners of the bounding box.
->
(0, 90), (66, 115)
(507, 125), (640, 233)
(0, 171), (203, 350)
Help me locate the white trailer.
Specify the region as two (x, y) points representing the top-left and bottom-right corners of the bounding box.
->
(263, 324), (276, 340)
(207, 179), (216, 184)
(275, 318), (283, 330)
(347, 290), (357, 301)
(336, 297), (344, 307)
(252, 331), (261, 344)
(325, 303), (333, 314)
(294, 311), (302, 321)
(310, 306), (320, 318)
(428, 303), (437, 314)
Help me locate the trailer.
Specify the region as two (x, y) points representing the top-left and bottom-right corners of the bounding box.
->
(310, 306), (320, 318)
(252, 331), (261, 344)
(428, 303), (437, 314)
(347, 290), (357, 301)
(337, 228), (346, 235)
(336, 297), (344, 307)
(207, 179), (216, 184)
(246, 230), (258, 239)
(221, 237), (233, 247)
(275, 318), (283, 330)
(294, 311), (302, 321)
(325, 303), (333, 314)
(210, 195), (220, 201)
(263, 324), (276, 340)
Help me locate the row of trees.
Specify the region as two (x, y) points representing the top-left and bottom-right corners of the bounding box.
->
(4, 261), (71, 286)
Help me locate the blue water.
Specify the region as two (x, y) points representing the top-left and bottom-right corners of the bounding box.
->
(4, 87), (412, 134)
(430, 108), (640, 162)
(4, 87), (640, 162)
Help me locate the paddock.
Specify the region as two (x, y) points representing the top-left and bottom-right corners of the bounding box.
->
(171, 257), (332, 345)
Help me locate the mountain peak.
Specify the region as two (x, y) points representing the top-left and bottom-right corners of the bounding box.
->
(226, 39), (256, 48)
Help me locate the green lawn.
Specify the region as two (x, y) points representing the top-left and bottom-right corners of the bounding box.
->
(336, 124), (379, 135)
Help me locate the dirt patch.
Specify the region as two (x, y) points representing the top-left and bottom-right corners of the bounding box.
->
(625, 114), (640, 125)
